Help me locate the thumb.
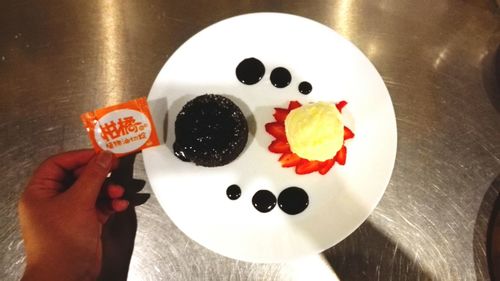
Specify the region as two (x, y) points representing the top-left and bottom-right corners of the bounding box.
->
(68, 151), (114, 207)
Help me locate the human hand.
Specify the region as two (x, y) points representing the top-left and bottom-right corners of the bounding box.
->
(19, 150), (129, 281)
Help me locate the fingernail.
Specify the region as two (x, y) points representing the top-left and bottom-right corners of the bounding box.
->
(113, 199), (129, 211)
(96, 151), (113, 169)
(108, 185), (125, 198)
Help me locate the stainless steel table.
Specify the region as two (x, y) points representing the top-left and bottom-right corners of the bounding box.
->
(1, 1), (499, 280)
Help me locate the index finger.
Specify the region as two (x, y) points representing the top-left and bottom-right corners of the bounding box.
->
(29, 149), (97, 186)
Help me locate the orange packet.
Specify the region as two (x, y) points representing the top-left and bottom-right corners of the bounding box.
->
(81, 97), (160, 157)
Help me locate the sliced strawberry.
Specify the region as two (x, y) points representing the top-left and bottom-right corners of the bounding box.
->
(336, 100), (347, 112)
(288, 101), (302, 110)
(268, 140), (290, 153)
(335, 145), (347, 165)
(344, 126), (355, 140)
(265, 122), (286, 140)
(279, 152), (301, 167)
(273, 108), (289, 122)
(318, 159), (335, 175)
(295, 159), (320, 175)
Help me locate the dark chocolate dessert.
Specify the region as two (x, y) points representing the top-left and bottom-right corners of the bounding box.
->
(173, 94), (248, 167)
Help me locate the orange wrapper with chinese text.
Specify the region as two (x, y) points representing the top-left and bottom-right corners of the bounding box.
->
(81, 97), (160, 157)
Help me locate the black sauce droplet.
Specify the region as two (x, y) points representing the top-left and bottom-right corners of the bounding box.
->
(278, 187), (309, 215)
(173, 142), (190, 162)
(226, 184), (241, 200)
(298, 81), (312, 95)
(236, 58), (265, 85)
(252, 190), (277, 213)
(270, 67), (292, 88)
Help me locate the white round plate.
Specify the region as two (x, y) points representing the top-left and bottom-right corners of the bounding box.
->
(143, 12), (397, 263)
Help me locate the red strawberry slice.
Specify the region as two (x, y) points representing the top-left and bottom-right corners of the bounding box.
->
(268, 140), (290, 153)
(288, 101), (302, 110)
(336, 101), (347, 112)
(295, 159), (321, 175)
(265, 122), (286, 140)
(318, 159), (335, 175)
(279, 152), (301, 167)
(335, 145), (347, 165)
(344, 126), (355, 140)
(273, 108), (289, 122)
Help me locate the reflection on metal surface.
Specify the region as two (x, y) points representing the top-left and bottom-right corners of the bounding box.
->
(365, 41), (379, 60)
(99, 0), (123, 106)
(433, 48), (450, 70)
(477, 49), (490, 66)
(334, 0), (355, 39)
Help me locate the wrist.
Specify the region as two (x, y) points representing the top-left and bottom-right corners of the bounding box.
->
(22, 261), (98, 281)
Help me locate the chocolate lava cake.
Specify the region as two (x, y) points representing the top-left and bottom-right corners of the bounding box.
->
(173, 94), (248, 167)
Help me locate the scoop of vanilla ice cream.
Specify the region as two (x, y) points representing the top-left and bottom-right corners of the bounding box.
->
(284, 102), (344, 161)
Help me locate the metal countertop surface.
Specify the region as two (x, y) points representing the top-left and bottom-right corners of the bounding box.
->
(1, 1), (499, 280)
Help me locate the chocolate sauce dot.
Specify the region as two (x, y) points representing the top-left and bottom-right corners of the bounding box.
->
(298, 81), (312, 95)
(278, 187), (309, 215)
(252, 190), (276, 213)
(236, 58), (265, 85)
(226, 184), (241, 200)
(270, 67), (292, 88)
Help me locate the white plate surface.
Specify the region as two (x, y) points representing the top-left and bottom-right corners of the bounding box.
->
(143, 12), (397, 263)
